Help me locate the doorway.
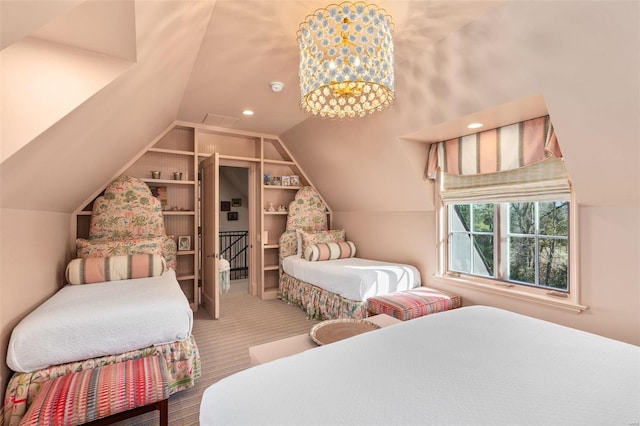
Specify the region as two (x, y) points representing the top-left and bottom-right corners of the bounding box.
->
(201, 157), (258, 319)
(218, 166), (250, 294)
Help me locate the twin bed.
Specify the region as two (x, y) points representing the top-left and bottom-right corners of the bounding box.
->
(4, 176), (200, 426)
(277, 186), (422, 319)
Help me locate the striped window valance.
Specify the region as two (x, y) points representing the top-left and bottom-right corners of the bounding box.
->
(426, 116), (562, 179)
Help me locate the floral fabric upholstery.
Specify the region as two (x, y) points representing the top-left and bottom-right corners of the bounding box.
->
(285, 186), (328, 233)
(4, 336), (201, 426)
(80, 176), (176, 270)
(76, 236), (177, 271)
(297, 229), (345, 258)
(89, 176), (165, 241)
(279, 231), (298, 262)
(279, 186), (365, 320)
(279, 186), (329, 261)
(279, 272), (367, 320)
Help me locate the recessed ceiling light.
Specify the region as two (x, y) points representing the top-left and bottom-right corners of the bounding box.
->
(242, 110), (254, 116)
(467, 122), (483, 129)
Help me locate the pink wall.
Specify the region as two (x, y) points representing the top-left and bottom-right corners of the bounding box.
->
(0, 209), (72, 403)
(332, 211), (435, 279)
(283, 1), (640, 344)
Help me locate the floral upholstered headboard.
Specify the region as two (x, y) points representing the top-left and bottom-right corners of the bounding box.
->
(76, 175), (177, 269)
(89, 176), (166, 240)
(279, 186), (328, 261)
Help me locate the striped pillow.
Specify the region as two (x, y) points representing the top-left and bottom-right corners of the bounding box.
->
(66, 254), (166, 285)
(304, 241), (356, 262)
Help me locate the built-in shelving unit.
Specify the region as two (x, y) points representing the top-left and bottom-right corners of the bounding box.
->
(75, 126), (199, 310)
(74, 121), (332, 309)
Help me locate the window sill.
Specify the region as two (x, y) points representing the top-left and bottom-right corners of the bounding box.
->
(431, 274), (588, 314)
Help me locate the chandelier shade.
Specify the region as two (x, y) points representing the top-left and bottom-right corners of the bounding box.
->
(297, 2), (395, 119)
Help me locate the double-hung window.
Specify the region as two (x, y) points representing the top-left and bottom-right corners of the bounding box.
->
(448, 200), (569, 292)
(428, 116), (584, 311)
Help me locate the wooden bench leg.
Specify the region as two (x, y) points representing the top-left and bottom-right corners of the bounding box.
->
(84, 399), (169, 425)
(158, 398), (168, 426)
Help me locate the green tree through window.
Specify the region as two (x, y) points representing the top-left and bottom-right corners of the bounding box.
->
(449, 201), (569, 291)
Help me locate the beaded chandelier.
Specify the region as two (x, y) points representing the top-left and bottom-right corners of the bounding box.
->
(297, 2), (395, 119)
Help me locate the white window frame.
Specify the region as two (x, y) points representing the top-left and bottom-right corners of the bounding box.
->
(433, 175), (586, 313)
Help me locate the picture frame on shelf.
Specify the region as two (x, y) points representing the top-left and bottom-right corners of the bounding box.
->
(220, 201), (231, 212)
(281, 176), (291, 187)
(178, 236), (191, 251)
(227, 211), (239, 221)
(148, 185), (167, 207)
(231, 198), (242, 207)
(270, 176), (281, 186)
(290, 175), (300, 186)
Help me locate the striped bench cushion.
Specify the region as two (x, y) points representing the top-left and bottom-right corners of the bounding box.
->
(367, 287), (462, 321)
(19, 356), (169, 426)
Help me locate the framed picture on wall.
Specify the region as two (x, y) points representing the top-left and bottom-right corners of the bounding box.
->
(178, 236), (191, 251)
(231, 198), (242, 207)
(221, 201), (231, 211)
(227, 211), (238, 221)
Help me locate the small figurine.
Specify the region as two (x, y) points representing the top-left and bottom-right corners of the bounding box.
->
(267, 202), (275, 212)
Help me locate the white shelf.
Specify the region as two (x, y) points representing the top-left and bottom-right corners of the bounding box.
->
(219, 154), (261, 162)
(163, 211), (195, 216)
(264, 265), (279, 271)
(263, 159), (295, 166)
(141, 178), (195, 185)
(263, 185), (302, 190)
(264, 211), (288, 215)
(263, 244), (279, 249)
(148, 148), (195, 156)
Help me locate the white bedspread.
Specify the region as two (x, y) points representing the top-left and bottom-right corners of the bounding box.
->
(201, 306), (640, 425)
(7, 269), (193, 373)
(282, 255), (421, 301)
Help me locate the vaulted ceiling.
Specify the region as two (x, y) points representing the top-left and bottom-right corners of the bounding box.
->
(1, 0), (638, 214)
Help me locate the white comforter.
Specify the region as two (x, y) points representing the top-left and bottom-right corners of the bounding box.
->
(201, 306), (640, 425)
(282, 255), (421, 301)
(7, 269), (193, 373)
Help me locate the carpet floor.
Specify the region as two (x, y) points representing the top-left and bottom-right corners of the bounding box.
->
(115, 280), (319, 425)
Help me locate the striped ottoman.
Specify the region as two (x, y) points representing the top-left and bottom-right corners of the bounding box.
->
(367, 287), (462, 321)
(19, 356), (169, 426)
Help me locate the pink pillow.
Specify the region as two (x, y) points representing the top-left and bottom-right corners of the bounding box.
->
(298, 229), (346, 257)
